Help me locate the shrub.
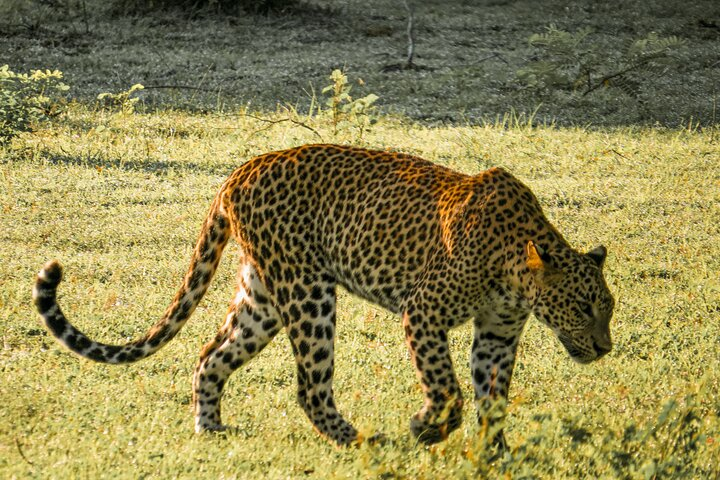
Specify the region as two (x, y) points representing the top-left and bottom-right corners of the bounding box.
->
(517, 25), (685, 97)
(97, 83), (145, 115)
(0, 65), (69, 144)
(321, 69), (379, 142)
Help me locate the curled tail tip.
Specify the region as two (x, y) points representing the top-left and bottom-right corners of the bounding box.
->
(37, 260), (63, 288)
(34, 260), (63, 315)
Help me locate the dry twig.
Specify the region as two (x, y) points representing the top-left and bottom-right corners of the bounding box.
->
(15, 438), (33, 466)
(240, 113), (323, 142)
(403, 0), (415, 69)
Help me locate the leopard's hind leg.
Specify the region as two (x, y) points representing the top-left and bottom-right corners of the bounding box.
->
(277, 272), (358, 446)
(193, 262), (282, 432)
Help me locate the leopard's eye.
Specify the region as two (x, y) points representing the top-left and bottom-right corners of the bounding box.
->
(578, 302), (594, 318)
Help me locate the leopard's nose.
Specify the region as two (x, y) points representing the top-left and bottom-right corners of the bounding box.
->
(592, 340), (611, 357)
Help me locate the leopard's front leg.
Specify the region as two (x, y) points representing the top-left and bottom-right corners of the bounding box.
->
(403, 307), (463, 444)
(470, 314), (529, 449)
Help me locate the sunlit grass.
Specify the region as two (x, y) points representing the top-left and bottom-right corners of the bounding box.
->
(1, 105), (718, 478)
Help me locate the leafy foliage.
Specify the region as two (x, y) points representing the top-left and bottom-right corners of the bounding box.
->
(517, 25), (595, 91)
(517, 25), (686, 97)
(321, 69), (379, 142)
(97, 84), (145, 115)
(238, 70), (379, 145)
(0, 65), (69, 144)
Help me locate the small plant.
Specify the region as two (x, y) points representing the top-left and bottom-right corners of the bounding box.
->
(97, 83), (145, 115)
(0, 65), (69, 144)
(517, 25), (595, 92)
(321, 69), (379, 142)
(517, 25), (685, 97)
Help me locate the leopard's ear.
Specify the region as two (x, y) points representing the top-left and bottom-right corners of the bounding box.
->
(526, 240), (553, 271)
(586, 245), (607, 268)
(526, 240), (562, 283)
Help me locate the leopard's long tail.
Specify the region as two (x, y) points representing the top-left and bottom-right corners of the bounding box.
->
(32, 197), (231, 364)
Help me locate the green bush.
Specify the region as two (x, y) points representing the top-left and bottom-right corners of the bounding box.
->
(0, 65), (69, 144)
(321, 69), (379, 142)
(97, 83), (145, 115)
(517, 25), (685, 97)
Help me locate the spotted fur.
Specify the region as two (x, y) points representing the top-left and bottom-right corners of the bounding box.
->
(33, 144), (614, 446)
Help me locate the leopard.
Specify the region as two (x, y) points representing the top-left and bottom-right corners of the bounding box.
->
(33, 144), (615, 447)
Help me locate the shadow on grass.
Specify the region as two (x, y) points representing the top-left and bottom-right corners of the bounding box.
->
(34, 151), (237, 176)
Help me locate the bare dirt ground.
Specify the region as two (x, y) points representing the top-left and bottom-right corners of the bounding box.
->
(2, 0), (719, 126)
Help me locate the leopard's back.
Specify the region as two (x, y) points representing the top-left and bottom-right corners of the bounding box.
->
(226, 145), (490, 310)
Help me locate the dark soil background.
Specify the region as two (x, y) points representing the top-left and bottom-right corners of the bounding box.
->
(2, 0), (719, 126)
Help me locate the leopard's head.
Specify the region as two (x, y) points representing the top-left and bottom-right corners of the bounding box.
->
(526, 240), (615, 364)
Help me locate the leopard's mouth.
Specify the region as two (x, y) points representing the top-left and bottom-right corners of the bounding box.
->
(558, 334), (594, 364)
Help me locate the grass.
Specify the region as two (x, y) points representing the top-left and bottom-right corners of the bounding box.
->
(1, 104), (719, 478)
(1, 0), (720, 477)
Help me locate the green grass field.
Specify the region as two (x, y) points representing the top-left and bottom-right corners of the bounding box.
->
(1, 105), (719, 478)
(2, 0), (720, 477)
